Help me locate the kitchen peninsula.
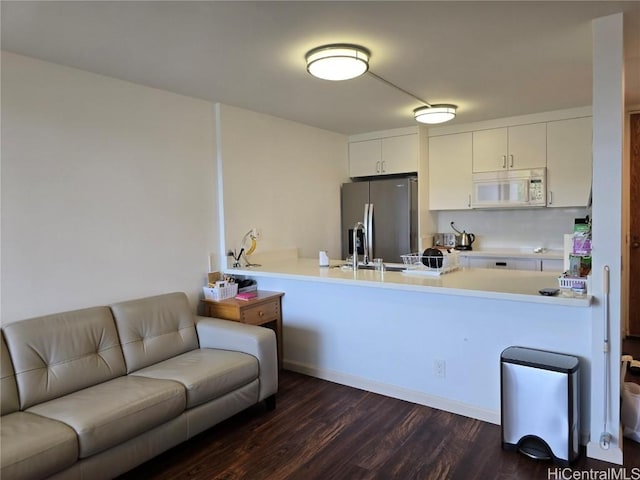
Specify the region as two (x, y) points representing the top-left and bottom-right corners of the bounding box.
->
(226, 257), (593, 442)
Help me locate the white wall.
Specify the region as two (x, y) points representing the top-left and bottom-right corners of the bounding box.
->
(1, 52), (218, 323)
(252, 274), (593, 434)
(587, 13), (625, 464)
(216, 104), (348, 265)
(436, 207), (589, 251)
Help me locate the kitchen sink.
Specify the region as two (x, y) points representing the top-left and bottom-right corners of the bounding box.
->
(332, 262), (406, 272)
(347, 263), (407, 272)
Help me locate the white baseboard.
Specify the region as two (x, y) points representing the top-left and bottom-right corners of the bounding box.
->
(283, 361), (603, 456)
(283, 359), (500, 425)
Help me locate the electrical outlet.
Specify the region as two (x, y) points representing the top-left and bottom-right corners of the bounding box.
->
(434, 359), (446, 378)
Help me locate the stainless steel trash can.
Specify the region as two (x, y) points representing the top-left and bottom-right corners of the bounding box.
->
(501, 346), (580, 466)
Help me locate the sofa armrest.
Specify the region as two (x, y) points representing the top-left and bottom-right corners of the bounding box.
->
(195, 316), (277, 402)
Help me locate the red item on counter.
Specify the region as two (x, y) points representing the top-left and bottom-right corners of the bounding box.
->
(235, 292), (258, 301)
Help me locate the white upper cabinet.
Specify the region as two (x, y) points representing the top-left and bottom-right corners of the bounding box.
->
(428, 132), (472, 210)
(472, 123), (546, 172)
(381, 134), (419, 175)
(349, 131), (418, 177)
(349, 140), (382, 177)
(546, 117), (592, 208)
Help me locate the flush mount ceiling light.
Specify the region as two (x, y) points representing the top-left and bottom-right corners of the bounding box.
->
(305, 43), (457, 124)
(305, 44), (370, 81)
(413, 104), (457, 124)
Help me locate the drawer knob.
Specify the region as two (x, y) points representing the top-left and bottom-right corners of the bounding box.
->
(259, 311), (264, 317)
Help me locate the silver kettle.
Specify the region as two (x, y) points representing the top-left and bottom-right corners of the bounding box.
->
(450, 222), (476, 250)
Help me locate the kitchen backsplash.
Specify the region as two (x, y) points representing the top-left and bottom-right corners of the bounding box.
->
(435, 207), (589, 251)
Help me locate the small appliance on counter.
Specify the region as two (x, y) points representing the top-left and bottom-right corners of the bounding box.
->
(450, 222), (476, 250)
(433, 233), (456, 248)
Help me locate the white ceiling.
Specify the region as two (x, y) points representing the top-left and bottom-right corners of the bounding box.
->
(2, 1), (639, 135)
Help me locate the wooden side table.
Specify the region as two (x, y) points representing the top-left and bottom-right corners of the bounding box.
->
(201, 291), (284, 369)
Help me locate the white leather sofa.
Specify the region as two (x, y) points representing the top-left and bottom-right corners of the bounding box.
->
(0, 292), (278, 480)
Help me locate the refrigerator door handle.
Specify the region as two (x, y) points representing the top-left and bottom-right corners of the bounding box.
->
(367, 203), (374, 261)
(359, 203), (369, 260)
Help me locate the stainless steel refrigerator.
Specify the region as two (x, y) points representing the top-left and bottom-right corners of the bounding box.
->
(341, 176), (418, 263)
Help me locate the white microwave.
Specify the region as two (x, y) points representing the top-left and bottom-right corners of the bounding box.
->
(472, 168), (546, 208)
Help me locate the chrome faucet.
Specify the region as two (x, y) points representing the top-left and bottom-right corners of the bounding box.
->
(352, 221), (369, 271)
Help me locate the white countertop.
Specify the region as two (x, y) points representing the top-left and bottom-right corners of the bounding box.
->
(225, 258), (590, 307)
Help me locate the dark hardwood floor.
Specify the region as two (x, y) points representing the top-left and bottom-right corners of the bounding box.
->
(119, 370), (640, 480)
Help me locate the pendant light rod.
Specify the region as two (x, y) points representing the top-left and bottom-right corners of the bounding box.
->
(304, 43), (456, 124)
(366, 71), (432, 108)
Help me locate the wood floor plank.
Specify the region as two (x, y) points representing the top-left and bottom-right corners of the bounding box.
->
(292, 395), (421, 478)
(118, 370), (640, 480)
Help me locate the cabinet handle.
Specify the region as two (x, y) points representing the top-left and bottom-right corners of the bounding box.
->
(495, 262), (507, 267)
(381, 160), (386, 173)
(509, 154), (514, 168)
(548, 191), (553, 205)
(502, 155), (507, 169)
(376, 161), (381, 173)
(467, 194), (471, 208)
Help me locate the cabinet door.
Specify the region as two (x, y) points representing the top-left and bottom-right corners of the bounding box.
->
(428, 133), (472, 210)
(546, 117), (592, 207)
(381, 134), (419, 175)
(473, 124), (546, 172)
(504, 258), (541, 271)
(472, 128), (508, 172)
(468, 256), (540, 270)
(541, 259), (564, 272)
(507, 123), (547, 170)
(349, 139), (381, 177)
(466, 257), (495, 269)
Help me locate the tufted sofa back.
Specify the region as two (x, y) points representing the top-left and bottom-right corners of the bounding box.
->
(110, 292), (199, 373)
(1, 332), (19, 415)
(2, 307), (126, 409)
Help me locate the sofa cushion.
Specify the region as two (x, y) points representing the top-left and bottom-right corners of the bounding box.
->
(2, 307), (126, 409)
(1, 411), (78, 480)
(110, 292), (199, 373)
(1, 332), (19, 415)
(131, 349), (259, 408)
(27, 375), (185, 458)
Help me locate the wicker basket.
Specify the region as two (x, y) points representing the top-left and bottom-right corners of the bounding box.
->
(558, 276), (589, 292)
(203, 283), (238, 301)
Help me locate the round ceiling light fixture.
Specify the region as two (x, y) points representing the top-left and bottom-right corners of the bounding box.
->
(413, 104), (457, 124)
(305, 44), (370, 81)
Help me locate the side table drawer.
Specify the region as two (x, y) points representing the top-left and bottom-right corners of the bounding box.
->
(241, 300), (280, 325)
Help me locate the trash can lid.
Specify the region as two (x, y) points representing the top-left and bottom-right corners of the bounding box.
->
(501, 346), (579, 373)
